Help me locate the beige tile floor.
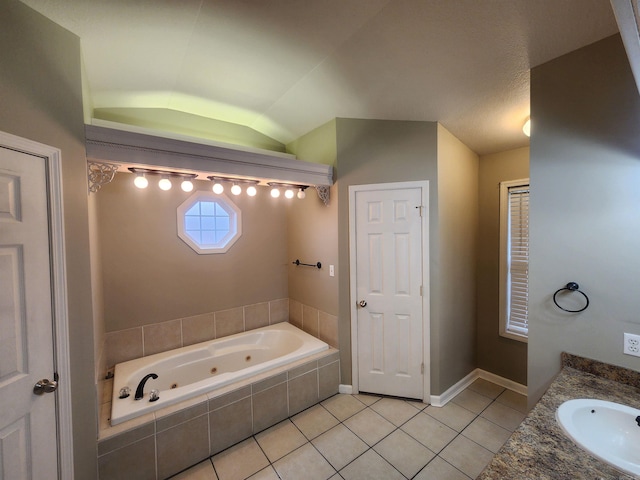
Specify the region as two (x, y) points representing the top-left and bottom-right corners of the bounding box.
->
(169, 379), (527, 480)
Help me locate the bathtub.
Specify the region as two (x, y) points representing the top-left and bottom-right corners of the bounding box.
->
(110, 322), (328, 425)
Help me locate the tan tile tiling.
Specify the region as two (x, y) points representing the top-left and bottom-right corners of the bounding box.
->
(400, 411), (458, 453)
(439, 435), (496, 479)
(461, 416), (512, 454)
(272, 443), (335, 480)
(372, 429), (435, 478)
(451, 388), (494, 414)
(291, 404), (340, 440)
(425, 402), (477, 432)
(467, 378), (505, 399)
(342, 408), (395, 446)
(170, 459), (218, 480)
(339, 448), (404, 480)
(212, 438), (269, 480)
(321, 393), (366, 421)
(255, 420), (308, 463)
(495, 389), (528, 413)
(174, 379), (526, 480)
(247, 466), (280, 480)
(311, 424), (368, 471)
(480, 401), (526, 432)
(353, 393), (381, 406)
(369, 397), (421, 426)
(414, 456), (472, 480)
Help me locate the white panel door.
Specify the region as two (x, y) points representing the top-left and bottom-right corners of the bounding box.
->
(0, 146), (58, 479)
(354, 185), (424, 399)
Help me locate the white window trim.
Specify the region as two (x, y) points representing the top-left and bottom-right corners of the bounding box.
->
(499, 178), (529, 343)
(177, 191), (241, 254)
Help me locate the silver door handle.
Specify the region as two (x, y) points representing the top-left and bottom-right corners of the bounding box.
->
(33, 378), (58, 395)
(359, 300), (367, 308)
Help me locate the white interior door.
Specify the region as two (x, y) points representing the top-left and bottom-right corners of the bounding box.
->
(0, 145), (59, 479)
(351, 183), (427, 400)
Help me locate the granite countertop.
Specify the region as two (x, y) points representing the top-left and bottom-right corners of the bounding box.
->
(478, 353), (640, 480)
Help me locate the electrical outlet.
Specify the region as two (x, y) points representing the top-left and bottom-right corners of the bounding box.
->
(623, 333), (640, 357)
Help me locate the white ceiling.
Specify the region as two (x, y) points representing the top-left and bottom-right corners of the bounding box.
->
(22, 0), (619, 155)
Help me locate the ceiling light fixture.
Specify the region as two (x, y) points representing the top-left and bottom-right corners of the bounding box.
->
(133, 172), (148, 189)
(128, 167), (197, 192)
(268, 182), (309, 200)
(158, 176), (172, 191)
(209, 176), (259, 196)
(212, 181), (224, 194)
(181, 179), (194, 192)
(523, 117), (531, 137)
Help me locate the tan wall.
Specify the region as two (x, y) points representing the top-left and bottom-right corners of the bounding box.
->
(336, 118), (439, 388)
(529, 34), (640, 406)
(477, 147), (529, 385)
(435, 125), (479, 392)
(0, 1), (97, 477)
(96, 174), (289, 332)
(286, 120), (338, 316)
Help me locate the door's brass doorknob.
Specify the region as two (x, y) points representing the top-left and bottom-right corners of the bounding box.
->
(359, 300), (367, 308)
(33, 378), (58, 395)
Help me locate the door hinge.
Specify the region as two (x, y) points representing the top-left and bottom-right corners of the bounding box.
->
(415, 205), (424, 217)
(420, 285), (423, 296)
(421, 363), (424, 374)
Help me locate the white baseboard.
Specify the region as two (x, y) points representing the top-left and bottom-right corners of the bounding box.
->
(338, 384), (353, 394)
(429, 369), (527, 407)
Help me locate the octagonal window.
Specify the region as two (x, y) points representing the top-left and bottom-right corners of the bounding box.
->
(177, 191), (241, 254)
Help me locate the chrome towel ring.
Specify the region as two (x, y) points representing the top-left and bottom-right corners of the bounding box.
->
(553, 282), (590, 313)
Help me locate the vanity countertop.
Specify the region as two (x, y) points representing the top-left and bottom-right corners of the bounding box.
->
(478, 353), (640, 480)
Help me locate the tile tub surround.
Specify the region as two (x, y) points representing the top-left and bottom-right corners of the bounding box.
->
(97, 349), (339, 480)
(102, 299), (339, 378)
(479, 353), (640, 480)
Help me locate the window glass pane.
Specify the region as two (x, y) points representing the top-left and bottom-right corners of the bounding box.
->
(215, 231), (228, 244)
(216, 216), (230, 232)
(186, 230), (201, 244)
(201, 216), (216, 230)
(185, 203), (200, 216)
(200, 201), (216, 216)
(201, 230), (217, 245)
(215, 203), (229, 217)
(184, 216), (200, 231)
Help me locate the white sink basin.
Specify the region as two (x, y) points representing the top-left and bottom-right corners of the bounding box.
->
(556, 399), (640, 476)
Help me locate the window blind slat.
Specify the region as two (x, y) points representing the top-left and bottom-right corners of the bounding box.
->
(506, 185), (530, 337)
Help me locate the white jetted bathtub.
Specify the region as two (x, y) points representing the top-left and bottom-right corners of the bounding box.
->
(110, 322), (328, 425)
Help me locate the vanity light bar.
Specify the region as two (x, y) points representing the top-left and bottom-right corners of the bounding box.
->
(126, 168), (312, 199)
(267, 182), (309, 200)
(128, 167), (198, 192)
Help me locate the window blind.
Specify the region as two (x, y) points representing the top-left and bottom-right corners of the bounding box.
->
(507, 185), (529, 336)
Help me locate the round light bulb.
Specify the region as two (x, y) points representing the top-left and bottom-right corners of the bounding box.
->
(180, 179), (194, 192)
(231, 183), (242, 196)
(158, 177), (172, 191)
(523, 118), (531, 137)
(297, 188), (306, 199)
(246, 185), (257, 197)
(134, 174), (148, 189)
(270, 188), (280, 198)
(284, 188), (294, 199)
(212, 182), (224, 194)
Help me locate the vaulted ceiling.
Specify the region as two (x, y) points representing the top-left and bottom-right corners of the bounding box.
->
(22, 0), (619, 155)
